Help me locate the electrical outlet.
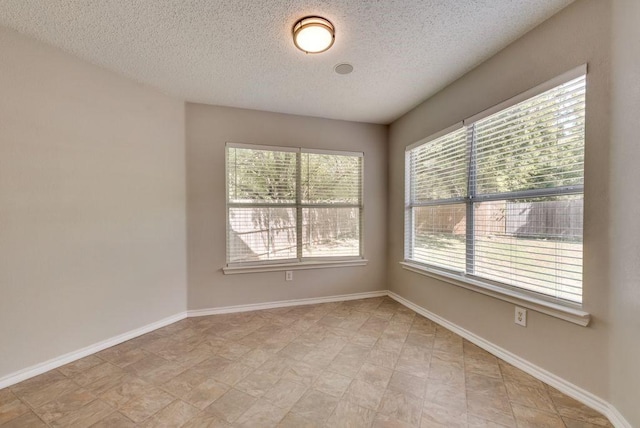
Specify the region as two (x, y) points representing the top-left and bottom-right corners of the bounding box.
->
(515, 307), (527, 327)
(285, 271), (293, 281)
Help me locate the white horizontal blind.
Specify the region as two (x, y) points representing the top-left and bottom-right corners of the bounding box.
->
(405, 73), (586, 304)
(227, 145), (363, 264)
(472, 76), (586, 196)
(470, 76), (585, 303)
(406, 128), (467, 272)
(227, 146), (297, 262)
(301, 153), (362, 258)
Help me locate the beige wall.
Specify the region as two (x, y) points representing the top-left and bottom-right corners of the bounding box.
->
(186, 104), (387, 309)
(388, 0), (612, 399)
(610, 0), (640, 426)
(0, 27), (187, 379)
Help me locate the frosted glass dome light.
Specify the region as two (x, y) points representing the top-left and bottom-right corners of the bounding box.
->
(293, 16), (335, 54)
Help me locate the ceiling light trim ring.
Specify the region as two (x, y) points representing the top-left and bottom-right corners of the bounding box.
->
(292, 16), (335, 54)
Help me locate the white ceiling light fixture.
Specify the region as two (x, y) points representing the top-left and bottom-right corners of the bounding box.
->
(292, 16), (335, 54)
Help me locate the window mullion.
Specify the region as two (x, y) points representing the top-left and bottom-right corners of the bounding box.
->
(296, 151), (303, 261)
(466, 126), (477, 276)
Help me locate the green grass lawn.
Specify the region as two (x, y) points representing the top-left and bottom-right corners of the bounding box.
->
(413, 233), (582, 303)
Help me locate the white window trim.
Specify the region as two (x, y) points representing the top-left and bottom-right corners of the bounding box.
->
(402, 65), (590, 324)
(225, 142), (365, 271)
(224, 259), (369, 275)
(399, 261), (590, 326)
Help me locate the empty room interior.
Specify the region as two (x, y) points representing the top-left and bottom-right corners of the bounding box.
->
(1, 0), (638, 427)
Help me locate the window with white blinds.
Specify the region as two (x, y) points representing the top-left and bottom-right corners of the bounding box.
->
(227, 144), (363, 265)
(405, 68), (586, 304)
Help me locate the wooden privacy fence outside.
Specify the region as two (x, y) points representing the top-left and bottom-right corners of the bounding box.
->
(415, 199), (583, 239)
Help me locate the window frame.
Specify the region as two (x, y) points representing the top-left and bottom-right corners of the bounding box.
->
(224, 143), (366, 273)
(402, 65), (590, 325)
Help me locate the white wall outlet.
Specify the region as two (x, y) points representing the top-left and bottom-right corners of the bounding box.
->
(515, 307), (527, 327)
(285, 271), (293, 281)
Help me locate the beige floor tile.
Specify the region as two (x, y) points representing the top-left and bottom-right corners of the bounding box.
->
(96, 345), (149, 369)
(365, 346), (401, 370)
(345, 379), (386, 411)
(16, 378), (79, 408)
(466, 414), (514, 427)
(205, 389), (257, 423)
(235, 399), (288, 427)
(313, 370), (352, 397)
(72, 363), (127, 394)
(161, 366), (210, 398)
(181, 378), (230, 410)
(238, 348), (275, 368)
(57, 356), (104, 377)
(211, 361), (253, 386)
(372, 412), (416, 427)
(421, 401), (467, 428)
(263, 379), (308, 409)
(562, 416), (614, 428)
(388, 371), (427, 400)
(405, 332), (435, 348)
(466, 393), (515, 427)
(235, 370), (280, 398)
(428, 354), (464, 385)
(466, 372), (508, 397)
(327, 400), (376, 428)
(465, 355), (502, 379)
(498, 361), (544, 389)
(10, 371), (66, 398)
(424, 380), (467, 412)
(356, 362), (393, 388)
(101, 378), (174, 423)
(49, 399), (113, 428)
(0, 390), (29, 425)
(83, 412), (136, 428)
(395, 357), (430, 379)
(124, 355), (186, 386)
(0, 411), (47, 428)
(214, 342), (252, 361)
(378, 390), (422, 426)
(139, 399), (200, 428)
(181, 411), (232, 427)
(33, 388), (96, 424)
(504, 379), (555, 412)
(290, 389), (340, 424)
(277, 411), (321, 428)
(511, 403), (565, 428)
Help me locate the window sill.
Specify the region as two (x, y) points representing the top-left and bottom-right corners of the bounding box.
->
(399, 261), (591, 327)
(224, 259), (368, 275)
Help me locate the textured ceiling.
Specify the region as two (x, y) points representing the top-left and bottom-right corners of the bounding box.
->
(0, 0), (574, 124)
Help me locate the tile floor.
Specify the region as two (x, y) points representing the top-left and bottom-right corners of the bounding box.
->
(0, 297), (612, 427)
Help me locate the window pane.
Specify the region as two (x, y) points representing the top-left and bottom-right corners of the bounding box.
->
(411, 204), (466, 272)
(473, 196), (583, 303)
(474, 76), (585, 195)
(409, 128), (467, 203)
(302, 207), (360, 257)
(228, 207), (297, 262)
(301, 153), (361, 204)
(227, 147), (297, 204)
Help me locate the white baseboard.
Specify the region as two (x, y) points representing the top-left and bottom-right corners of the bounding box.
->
(187, 290), (388, 317)
(387, 291), (631, 428)
(0, 312), (187, 390)
(606, 405), (633, 428)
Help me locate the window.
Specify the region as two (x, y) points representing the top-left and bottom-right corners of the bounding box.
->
(226, 143), (363, 267)
(405, 69), (586, 305)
